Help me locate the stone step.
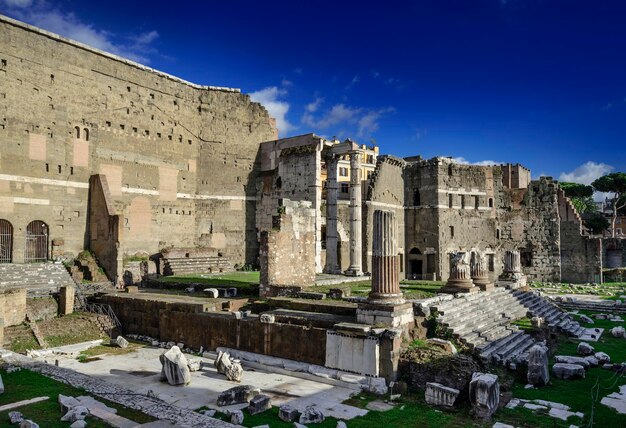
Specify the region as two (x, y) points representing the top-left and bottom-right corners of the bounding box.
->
(479, 330), (527, 360)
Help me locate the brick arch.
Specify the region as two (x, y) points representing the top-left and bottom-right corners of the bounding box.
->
(25, 220), (48, 262)
(0, 219), (13, 263)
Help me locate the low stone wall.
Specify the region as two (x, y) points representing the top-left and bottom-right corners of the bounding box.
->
(98, 294), (327, 365)
(26, 297), (59, 321)
(2, 289), (26, 326)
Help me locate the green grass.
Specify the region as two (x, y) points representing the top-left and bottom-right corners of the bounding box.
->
(158, 271), (261, 295)
(511, 309), (626, 428)
(78, 342), (143, 359)
(400, 280), (444, 299)
(512, 317), (533, 331)
(0, 368), (155, 427)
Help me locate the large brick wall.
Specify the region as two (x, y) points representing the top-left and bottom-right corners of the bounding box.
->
(0, 15), (276, 275)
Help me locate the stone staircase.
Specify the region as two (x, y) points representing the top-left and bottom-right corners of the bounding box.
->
(424, 287), (590, 366)
(162, 256), (231, 276)
(0, 262), (74, 296)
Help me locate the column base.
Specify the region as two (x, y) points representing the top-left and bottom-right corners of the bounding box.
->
(345, 267), (364, 277)
(472, 277), (495, 291)
(324, 266), (343, 275)
(356, 302), (414, 328)
(496, 275), (528, 290)
(440, 278), (479, 295)
(368, 292), (405, 306)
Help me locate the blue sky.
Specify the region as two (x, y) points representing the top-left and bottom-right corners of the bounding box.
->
(2, 0), (625, 185)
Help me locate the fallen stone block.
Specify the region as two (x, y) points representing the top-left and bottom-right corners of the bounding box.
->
(299, 405), (325, 424)
(110, 336), (129, 349)
(159, 346), (191, 386)
(278, 404), (299, 422)
(248, 394), (271, 415)
(469, 372), (500, 419)
(554, 355), (590, 369)
(204, 288), (219, 298)
(425, 382), (460, 408)
(595, 352), (611, 365)
(336, 422), (348, 428)
(553, 363), (585, 380)
(201, 409), (216, 417)
(527, 344), (549, 387)
(584, 356), (599, 367)
(229, 409), (244, 425)
(259, 313), (275, 324)
(187, 359), (201, 372)
(20, 421), (39, 428)
(577, 342), (594, 356)
(611, 326), (626, 338)
(58, 394), (80, 414)
(69, 421), (86, 428)
(9, 411), (24, 424)
(580, 315), (594, 324)
(61, 405), (89, 422)
(216, 385), (259, 406)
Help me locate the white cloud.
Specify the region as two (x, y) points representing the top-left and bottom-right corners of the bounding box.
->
(249, 86), (294, 136)
(1, 1), (160, 64)
(558, 161), (614, 185)
(305, 97), (323, 113)
(451, 157), (504, 166)
(302, 103), (393, 138)
(345, 75), (360, 90)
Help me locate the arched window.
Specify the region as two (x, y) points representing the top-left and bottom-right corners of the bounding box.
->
(0, 219), (13, 263)
(74, 126), (80, 139)
(83, 128), (89, 141)
(25, 220), (48, 262)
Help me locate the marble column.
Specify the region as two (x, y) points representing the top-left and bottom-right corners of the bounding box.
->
(369, 210), (404, 304)
(503, 250), (522, 274)
(345, 152), (363, 276)
(471, 250), (494, 291)
(441, 251), (478, 294)
(324, 153), (340, 273)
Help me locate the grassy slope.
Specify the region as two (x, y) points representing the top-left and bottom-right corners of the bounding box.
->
(0, 369), (155, 427)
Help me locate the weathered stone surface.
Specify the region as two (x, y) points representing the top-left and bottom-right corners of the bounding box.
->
(204, 288), (219, 298)
(61, 406), (89, 422)
(20, 421), (39, 428)
(229, 409), (244, 425)
(469, 373), (500, 419)
(216, 385), (259, 407)
(58, 394), (80, 414)
(336, 422), (348, 428)
(214, 351), (244, 382)
(595, 352), (611, 365)
(259, 314), (275, 324)
(553, 363), (585, 380)
(577, 342), (594, 356)
(187, 359), (201, 372)
(248, 394), (272, 415)
(69, 421), (87, 428)
(611, 326), (626, 338)
(527, 344), (549, 387)
(111, 336), (129, 349)
(9, 411), (24, 424)
(580, 315), (594, 324)
(425, 382), (460, 408)
(426, 338), (457, 354)
(159, 346), (191, 386)
(278, 404), (299, 422)
(584, 356), (599, 367)
(299, 405), (325, 425)
(554, 355), (590, 368)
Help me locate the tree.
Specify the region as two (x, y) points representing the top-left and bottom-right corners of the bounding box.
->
(582, 211), (610, 235)
(560, 182), (595, 213)
(592, 172), (626, 238)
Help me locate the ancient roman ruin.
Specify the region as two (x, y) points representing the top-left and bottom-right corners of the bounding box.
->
(0, 12), (625, 428)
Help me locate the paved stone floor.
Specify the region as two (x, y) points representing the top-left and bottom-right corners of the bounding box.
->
(57, 347), (367, 420)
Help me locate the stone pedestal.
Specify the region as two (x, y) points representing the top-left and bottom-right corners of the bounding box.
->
(440, 252), (479, 294)
(345, 152), (363, 276)
(59, 286), (75, 316)
(496, 250), (527, 289)
(470, 251), (494, 291)
(357, 301), (414, 328)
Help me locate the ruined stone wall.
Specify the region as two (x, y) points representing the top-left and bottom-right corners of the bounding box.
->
(259, 200), (316, 296)
(0, 15), (276, 269)
(1, 288), (26, 326)
(364, 156), (406, 276)
(257, 135), (323, 271)
(557, 187), (599, 283)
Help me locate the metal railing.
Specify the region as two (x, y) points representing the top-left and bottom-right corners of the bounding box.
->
(84, 302), (122, 337)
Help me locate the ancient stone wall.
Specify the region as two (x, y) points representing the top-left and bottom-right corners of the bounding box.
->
(1, 288), (26, 326)
(364, 156), (406, 276)
(0, 15), (276, 272)
(259, 199), (316, 296)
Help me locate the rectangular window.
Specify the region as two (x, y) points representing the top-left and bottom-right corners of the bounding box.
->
(450, 226), (454, 238)
(475, 195), (479, 209)
(341, 183), (349, 193)
(488, 254), (495, 272)
(448, 194), (453, 208)
(461, 195), (466, 209)
(339, 167), (348, 177)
